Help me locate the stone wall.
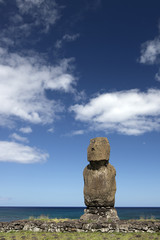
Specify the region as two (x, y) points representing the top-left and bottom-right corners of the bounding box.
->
(0, 219), (160, 233)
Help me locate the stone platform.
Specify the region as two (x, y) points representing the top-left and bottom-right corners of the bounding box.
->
(0, 219), (160, 233)
(80, 207), (119, 222)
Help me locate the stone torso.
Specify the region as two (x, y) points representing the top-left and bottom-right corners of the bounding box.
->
(83, 162), (116, 207)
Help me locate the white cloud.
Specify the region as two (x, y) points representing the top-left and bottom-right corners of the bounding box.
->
(48, 128), (54, 133)
(0, 48), (76, 127)
(0, 141), (48, 164)
(16, 0), (60, 32)
(155, 71), (160, 81)
(71, 130), (84, 135)
(70, 89), (160, 135)
(63, 34), (80, 41)
(10, 133), (29, 143)
(55, 40), (63, 49)
(139, 25), (160, 82)
(55, 33), (80, 49)
(19, 127), (32, 134)
(63, 129), (85, 137)
(0, 0), (61, 47)
(139, 38), (160, 65)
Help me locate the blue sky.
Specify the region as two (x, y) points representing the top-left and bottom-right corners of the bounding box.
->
(0, 0), (160, 207)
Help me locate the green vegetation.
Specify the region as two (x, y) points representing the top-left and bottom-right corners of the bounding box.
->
(28, 215), (72, 222)
(28, 215), (160, 223)
(0, 231), (160, 240)
(138, 215), (159, 221)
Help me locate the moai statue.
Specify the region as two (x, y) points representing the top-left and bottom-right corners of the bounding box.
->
(80, 137), (119, 221)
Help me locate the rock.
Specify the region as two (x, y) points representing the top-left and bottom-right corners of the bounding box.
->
(82, 137), (119, 221)
(83, 162), (116, 207)
(0, 219), (160, 233)
(87, 137), (110, 161)
(80, 207), (119, 222)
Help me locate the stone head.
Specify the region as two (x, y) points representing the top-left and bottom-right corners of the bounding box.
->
(87, 137), (110, 162)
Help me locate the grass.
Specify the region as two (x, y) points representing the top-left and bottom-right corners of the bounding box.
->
(137, 215), (159, 222)
(1, 217), (159, 239)
(28, 215), (160, 222)
(28, 215), (72, 222)
(0, 231), (160, 240)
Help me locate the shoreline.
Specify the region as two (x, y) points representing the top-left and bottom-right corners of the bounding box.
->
(0, 219), (160, 233)
(0, 206), (160, 222)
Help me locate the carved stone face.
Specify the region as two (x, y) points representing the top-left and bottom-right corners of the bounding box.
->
(87, 137), (110, 162)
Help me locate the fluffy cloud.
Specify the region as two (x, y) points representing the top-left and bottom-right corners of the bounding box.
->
(139, 38), (160, 65)
(16, 0), (60, 32)
(70, 89), (160, 135)
(139, 25), (160, 81)
(0, 48), (76, 127)
(63, 34), (80, 41)
(155, 71), (160, 81)
(63, 129), (85, 137)
(71, 130), (85, 135)
(0, 0), (60, 47)
(10, 133), (29, 143)
(19, 127), (32, 134)
(55, 33), (80, 49)
(47, 128), (54, 133)
(0, 141), (48, 163)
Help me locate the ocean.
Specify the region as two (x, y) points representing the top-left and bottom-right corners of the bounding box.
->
(0, 207), (160, 222)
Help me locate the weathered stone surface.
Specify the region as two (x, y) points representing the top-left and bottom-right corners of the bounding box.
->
(80, 207), (119, 222)
(83, 162), (116, 207)
(82, 136), (118, 221)
(87, 137), (110, 162)
(0, 219), (160, 233)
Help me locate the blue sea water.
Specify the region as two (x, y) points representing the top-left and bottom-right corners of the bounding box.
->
(0, 207), (160, 222)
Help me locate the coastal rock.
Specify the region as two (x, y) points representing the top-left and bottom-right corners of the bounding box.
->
(0, 219), (160, 233)
(87, 137), (110, 161)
